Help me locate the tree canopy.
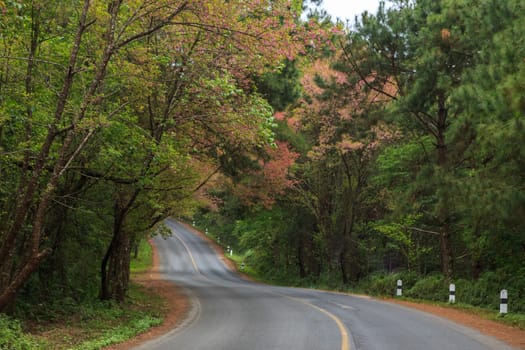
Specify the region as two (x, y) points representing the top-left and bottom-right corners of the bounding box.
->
(194, 0), (525, 311)
(1, 0), (524, 317)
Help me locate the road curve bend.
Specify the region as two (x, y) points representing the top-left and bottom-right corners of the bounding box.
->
(133, 219), (516, 350)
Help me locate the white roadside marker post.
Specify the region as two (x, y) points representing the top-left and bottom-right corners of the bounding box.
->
(192, 220), (195, 227)
(449, 283), (456, 303)
(205, 228), (208, 235)
(500, 289), (508, 314)
(396, 279), (402, 297)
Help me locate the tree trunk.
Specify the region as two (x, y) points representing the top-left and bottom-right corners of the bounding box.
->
(339, 249), (348, 285)
(436, 94), (453, 280)
(0, 249), (50, 311)
(108, 229), (131, 302)
(100, 202), (126, 301)
(100, 237), (114, 301)
(100, 190), (138, 302)
(297, 243), (306, 278)
(133, 241), (139, 259)
(440, 229), (453, 280)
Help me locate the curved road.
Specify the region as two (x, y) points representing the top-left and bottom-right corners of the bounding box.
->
(134, 219), (515, 350)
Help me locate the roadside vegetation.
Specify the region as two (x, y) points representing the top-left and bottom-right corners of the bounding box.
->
(0, 241), (163, 350)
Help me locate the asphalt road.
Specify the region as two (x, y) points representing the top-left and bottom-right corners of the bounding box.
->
(134, 219), (516, 350)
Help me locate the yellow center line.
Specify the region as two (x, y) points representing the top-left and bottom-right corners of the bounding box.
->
(172, 226), (351, 350)
(284, 295), (351, 350)
(171, 230), (201, 275)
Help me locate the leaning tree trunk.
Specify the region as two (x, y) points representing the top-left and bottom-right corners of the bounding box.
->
(0, 1), (92, 313)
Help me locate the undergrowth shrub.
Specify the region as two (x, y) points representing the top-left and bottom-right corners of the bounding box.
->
(405, 274), (447, 301)
(368, 270), (525, 313)
(359, 271), (418, 296)
(459, 272), (501, 309)
(72, 316), (161, 350)
(0, 315), (42, 350)
(500, 268), (525, 313)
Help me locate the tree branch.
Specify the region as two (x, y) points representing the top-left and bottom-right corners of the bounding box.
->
(404, 226), (440, 235)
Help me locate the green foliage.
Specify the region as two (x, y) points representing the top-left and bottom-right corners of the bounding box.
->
(374, 137), (432, 190)
(0, 315), (44, 350)
(1, 0), (304, 312)
(496, 313), (525, 330)
(130, 239), (153, 274)
(72, 315), (161, 350)
(185, 1), (525, 328)
(255, 59), (302, 111)
(358, 271), (419, 297)
(454, 270), (525, 313)
(355, 271), (525, 314)
(15, 207), (106, 310)
(404, 275), (447, 301)
(233, 207), (290, 275)
(10, 282), (165, 349)
(373, 215), (435, 273)
(455, 275), (500, 310)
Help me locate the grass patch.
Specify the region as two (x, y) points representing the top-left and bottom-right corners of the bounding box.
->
(130, 239), (154, 274)
(0, 314), (48, 349)
(228, 253), (261, 281)
(494, 313), (525, 330)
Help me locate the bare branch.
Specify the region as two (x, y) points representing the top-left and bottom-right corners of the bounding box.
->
(405, 226), (440, 235)
(193, 165), (222, 192)
(116, 2), (189, 49)
(58, 128), (96, 178)
(0, 56), (65, 68)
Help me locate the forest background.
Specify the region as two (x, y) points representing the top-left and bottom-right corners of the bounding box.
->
(0, 0), (524, 348)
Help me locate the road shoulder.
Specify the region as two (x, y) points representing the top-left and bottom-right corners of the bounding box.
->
(385, 299), (525, 349)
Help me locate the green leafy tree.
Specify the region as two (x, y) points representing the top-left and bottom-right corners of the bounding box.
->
(0, 0), (307, 309)
(337, 0), (483, 278)
(448, 0), (525, 277)
(255, 60), (302, 111)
